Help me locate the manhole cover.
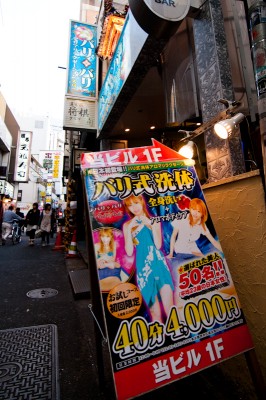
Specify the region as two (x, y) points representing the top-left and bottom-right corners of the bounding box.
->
(26, 288), (58, 298)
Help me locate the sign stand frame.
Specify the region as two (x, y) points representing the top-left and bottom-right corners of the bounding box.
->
(82, 174), (117, 398)
(80, 140), (266, 399)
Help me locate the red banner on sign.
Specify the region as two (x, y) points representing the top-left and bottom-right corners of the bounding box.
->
(114, 324), (253, 399)
(81, 139), (186, 168)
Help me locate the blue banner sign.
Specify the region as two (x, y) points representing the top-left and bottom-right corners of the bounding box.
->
(67, 21), (97, 98)
(98, 12), (148, 131)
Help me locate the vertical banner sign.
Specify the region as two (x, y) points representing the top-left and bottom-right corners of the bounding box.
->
(67, 20), (97, 98)
(39, 151), (63, 182)
(98, 12), (148, 131)
(81, 140), (253, 400)
(14, 131), (32, 182)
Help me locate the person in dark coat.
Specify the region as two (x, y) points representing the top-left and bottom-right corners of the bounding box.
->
(25, 202), (40, 245)
(16, 207), (25, 234)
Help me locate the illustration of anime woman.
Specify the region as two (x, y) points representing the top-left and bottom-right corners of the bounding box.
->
(95, 228), (123, 292)
(123, 194), (174, 323)
(167, 198), (222, 259)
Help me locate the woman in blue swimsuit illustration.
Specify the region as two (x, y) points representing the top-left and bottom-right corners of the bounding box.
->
(123, 194), (174, 323)
(95, 228), (122, 291)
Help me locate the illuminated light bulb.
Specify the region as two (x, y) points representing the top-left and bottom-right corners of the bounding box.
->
(178, 141), (194, 159)
(214, 113), (244, 139)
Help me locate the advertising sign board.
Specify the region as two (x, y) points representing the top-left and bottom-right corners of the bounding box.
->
(81, 139), (253, 400)
(14, 131), (32, 182)
(63, 97), (97, 130)
(39, 150), (63, 182)
(143, 0), (190, 21)
(98, 11), (148, 132)
(67, 21), (97, 99)
(0, 180), (14, 197)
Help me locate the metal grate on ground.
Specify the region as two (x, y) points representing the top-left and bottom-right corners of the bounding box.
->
(0, 324), (59, 400)
(68, 269), (91, 299)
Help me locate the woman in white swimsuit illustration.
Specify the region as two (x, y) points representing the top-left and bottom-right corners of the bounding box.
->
(167, 198), (222, 259)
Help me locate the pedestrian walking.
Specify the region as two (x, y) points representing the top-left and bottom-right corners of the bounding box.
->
(50, 208), (56, 238)
(25, 202), (40, 246)
(39, 203), (52, 247)
(1, 205), (24, 245)
(16, 207), (25, 235)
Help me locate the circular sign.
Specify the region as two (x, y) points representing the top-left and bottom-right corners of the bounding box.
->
(143, 0), (190, 22)
(107, 283), (142, 319)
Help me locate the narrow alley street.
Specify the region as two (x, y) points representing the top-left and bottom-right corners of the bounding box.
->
(0, 234), (258, 400)
(0, 233), (114, 400)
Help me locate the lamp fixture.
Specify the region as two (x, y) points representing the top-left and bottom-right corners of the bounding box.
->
(178, 140), (194, 159)
(177, 130), (195, 159)
(214, 113), (245, 139)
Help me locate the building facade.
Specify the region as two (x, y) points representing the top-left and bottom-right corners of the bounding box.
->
(64, 0), (266, 394)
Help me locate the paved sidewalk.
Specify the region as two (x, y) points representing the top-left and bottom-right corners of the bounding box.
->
(0, 234), (114, 400)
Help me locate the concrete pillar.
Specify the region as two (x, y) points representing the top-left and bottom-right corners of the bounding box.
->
(193, 0), (246, 182)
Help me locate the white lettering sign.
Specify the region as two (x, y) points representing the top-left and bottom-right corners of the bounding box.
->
(144, 0), (190, 21)
(14, 131), (32, 182)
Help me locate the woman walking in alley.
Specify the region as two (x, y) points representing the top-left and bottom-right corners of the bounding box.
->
(39, 204), (52, 247)
(25, 202), (40, 246)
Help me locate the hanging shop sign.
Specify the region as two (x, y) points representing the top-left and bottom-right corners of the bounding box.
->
(97, 15), (126, 60)
(46, 182), (52, 196)
(63, 97), (97, 130)
(143, 0), (190, 21)
(0, 180), (14, 197)
(81, 139), (253, 400)
(129, 0), (190, 38)
(17, 189), (22, 202)
(39, 151), (63, 182)
(45, 196), (52, 204)
(45, 181), (53, 205)
(66, 20), (98, 99)
(98, 11), (148, 132)
(14, 131), (32, 182)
